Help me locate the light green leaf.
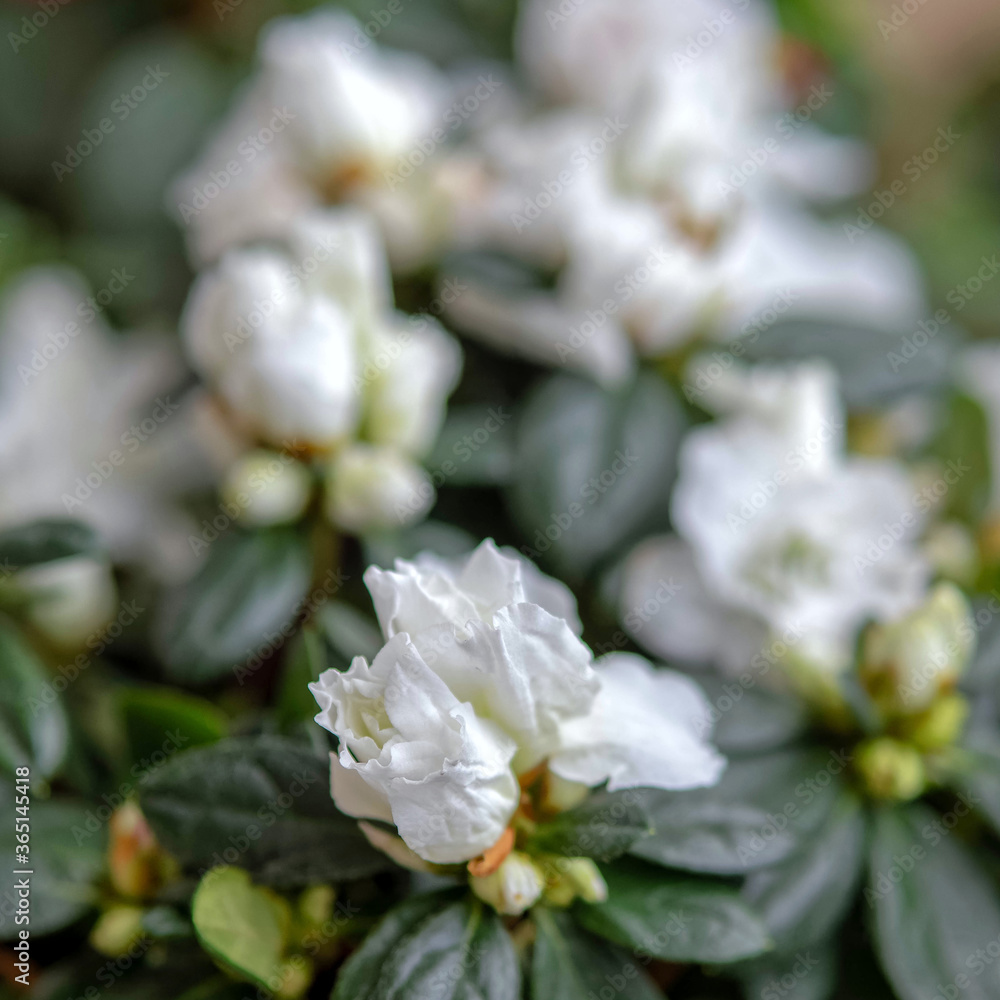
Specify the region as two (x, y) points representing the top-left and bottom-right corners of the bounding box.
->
(192, 867), (289, 988)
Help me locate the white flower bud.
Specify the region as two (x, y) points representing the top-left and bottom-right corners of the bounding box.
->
(19, 556), (117, 648)
(325, 445), (432, 533)
(471, 852), (544, 916)
(221, 450), (312, 527)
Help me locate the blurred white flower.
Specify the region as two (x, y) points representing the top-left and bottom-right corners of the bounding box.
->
(171, 10), (462, 272)
(310, 539), (724, 864)
(180, 209), (461, 533)
(621, 361), (930, 674)
(443, 0), (925, 384)
(0, 267), (197, 582)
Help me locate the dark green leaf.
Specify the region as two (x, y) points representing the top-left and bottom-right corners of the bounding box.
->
(275, 626), (328, 729)
(576, 859), (771, 964)
(508, 373), (685, 577)
(526, 788), (652, 862)
(741, 318), (956, 409)
(699, 677), (810, 756)
(0, 519), (101, 571)
(742, 792), (866, 952)
(739, 942), (837, 1000)
(0, 618), (69, 779)
(869, 803), (1000, 1000)
(633, 749), (844, 874)
(426, 404), (516, 487)
(531, 908), (662, 1000)
(0, 791), (104, 939)
(157, 530), (312, 684)
(139, 736), (389, 887)
(334, 894), (520, 1000)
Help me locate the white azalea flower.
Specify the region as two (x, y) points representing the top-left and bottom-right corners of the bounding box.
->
(180, 208), (461, 533)
(0, 267), (199, 587)
(311, 540), (724, 864)
(622, 361), (930, 674)
(171, 11), (455, 271)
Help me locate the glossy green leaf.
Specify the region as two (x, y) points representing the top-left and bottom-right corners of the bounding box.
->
(526, 788), (652, 862)
(0, 791), (104, 939)
(157, 529), (312, 684)
(139, 736), (389, 886)
(0, 618), (69, 779)
(119, 686), (226, 770)
(576, 858), (771, 964)
(0, 518), (100, 572)
(508, 373), (685, 578)
(633, 749), (844, 874)
(531, 908), (662, 1000)
(333, 894), (520, 1000)
(699, 677), (810, 756)
(739, 942), (837, 1000)
(742, 793), (867, 953)
(869, 804), (1000, 1000)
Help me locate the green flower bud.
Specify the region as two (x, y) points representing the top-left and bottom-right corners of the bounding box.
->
(89, 904), (145, 957)
(862, 583), (974, 713)
(907, 693), (969, 752)
(470, 851), (544, 916)
(856, 737), (926, 802)
(222, 450), (312, 526)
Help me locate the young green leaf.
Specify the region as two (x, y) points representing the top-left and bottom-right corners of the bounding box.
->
(191, 866), (290, 988)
